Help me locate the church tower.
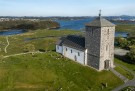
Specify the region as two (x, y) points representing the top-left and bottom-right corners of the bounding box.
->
(85, 11), (115, 71)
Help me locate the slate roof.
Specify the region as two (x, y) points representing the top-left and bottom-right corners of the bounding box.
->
(86, 17), (115, 27)
(56, 37), (66, 46)
(57, 35), (85, 51)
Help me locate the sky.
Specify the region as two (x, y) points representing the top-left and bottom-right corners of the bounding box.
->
(0, 0), (135, 16)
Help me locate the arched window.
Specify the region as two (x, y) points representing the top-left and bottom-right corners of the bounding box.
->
(66, 48), (67, 51)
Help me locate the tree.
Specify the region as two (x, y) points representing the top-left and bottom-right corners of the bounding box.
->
(127, 45), (135, 62)
(116, 37), (129, 48)
(130, 39), (135, 45)
(23, 44), (35, 55)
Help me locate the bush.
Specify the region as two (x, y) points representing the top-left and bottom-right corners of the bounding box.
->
(116, 37), (129, 48)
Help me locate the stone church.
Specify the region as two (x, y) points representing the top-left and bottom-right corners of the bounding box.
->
(56, 13), (115, 71)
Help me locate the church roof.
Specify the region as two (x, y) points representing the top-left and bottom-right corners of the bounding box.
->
(86, 17), (115, 27)
(57, 35), (85, 51)
(56, 37), (66, 46)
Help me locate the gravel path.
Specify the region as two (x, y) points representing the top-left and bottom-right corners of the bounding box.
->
(112, 64), (135, 91)
(110, 68), (129, 83)
(114, 48), (129, 56)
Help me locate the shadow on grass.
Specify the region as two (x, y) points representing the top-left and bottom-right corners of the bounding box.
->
(52, 49), (56, 52)
(38, 49), (56, 53)
(114, 55), (134, 64)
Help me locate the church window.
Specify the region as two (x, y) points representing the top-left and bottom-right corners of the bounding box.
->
(71, 50), (72, 53)
(78, 52), (80, 56)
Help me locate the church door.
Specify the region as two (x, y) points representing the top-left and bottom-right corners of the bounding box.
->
(104, 60), (110, 69)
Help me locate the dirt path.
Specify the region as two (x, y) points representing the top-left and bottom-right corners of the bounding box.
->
(4, 51), (44, 58)
(114, 48), (129, 56)
(4, 36), (9, 53)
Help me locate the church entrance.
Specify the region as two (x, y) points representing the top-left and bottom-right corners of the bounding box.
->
(104, 60), (110, 69)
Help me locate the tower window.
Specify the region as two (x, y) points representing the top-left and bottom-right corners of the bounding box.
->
(107, 29), (109, 35)
(66, 48), (67, 51)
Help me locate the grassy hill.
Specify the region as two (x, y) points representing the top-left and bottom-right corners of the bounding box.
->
(0, 29), (81, 55)
(0, 52), (123, 91)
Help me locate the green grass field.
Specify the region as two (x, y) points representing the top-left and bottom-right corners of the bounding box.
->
(1, 29), (135, 90)
(114, 66), (134, 80)
(0, 29), (82, 55)
(114, 58), (135, 74)
(0, 52), (123, 91)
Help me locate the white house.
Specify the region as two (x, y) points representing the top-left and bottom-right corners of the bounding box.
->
(56, 13), (115, 71)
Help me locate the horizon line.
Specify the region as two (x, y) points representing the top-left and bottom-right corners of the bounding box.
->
(0, 15), (135, 17)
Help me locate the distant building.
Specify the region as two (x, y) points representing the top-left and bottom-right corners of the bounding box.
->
(56, 12), (115, 71)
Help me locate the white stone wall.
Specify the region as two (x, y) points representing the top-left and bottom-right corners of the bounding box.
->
(56, 45), (63, 54)
(63, 46), (85, 65)
(99, 27), (115, 70)
(84, 49), (88, 65)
